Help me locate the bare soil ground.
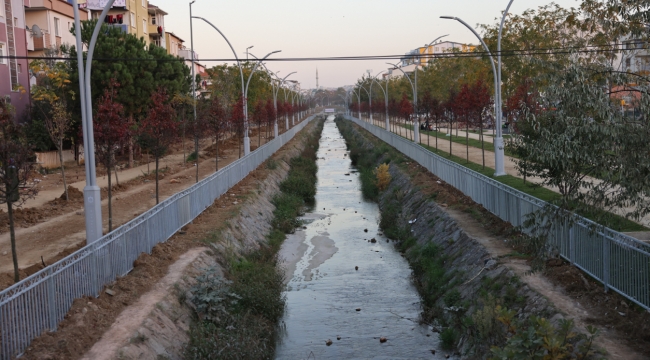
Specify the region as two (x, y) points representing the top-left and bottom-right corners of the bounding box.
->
(0, 124), (286, 290)
(355, 120), (650, 359)
(18, 119), (316, 360)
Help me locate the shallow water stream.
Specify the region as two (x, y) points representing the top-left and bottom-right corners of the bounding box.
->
(276, 117), (446, 359)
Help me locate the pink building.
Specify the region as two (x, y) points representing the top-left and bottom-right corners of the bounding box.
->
(1, 0), (31, 121)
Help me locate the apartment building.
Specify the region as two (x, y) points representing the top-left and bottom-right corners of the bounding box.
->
(147, 2), (164, 49)
(86, 0), (149, 45)
(165, 31), (183, 57)
(1, 0), (31, 120)
(25, 0), (89, 57)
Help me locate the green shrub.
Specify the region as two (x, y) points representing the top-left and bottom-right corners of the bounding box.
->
(440, 328), (458, 350)
(186, 151), (198, 163)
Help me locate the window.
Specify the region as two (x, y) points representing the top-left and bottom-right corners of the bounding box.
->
(0, 2), (4, 19)
(0, 44), (5, 65)
(152, 16), (156, 25)
(17, 64), (22, 73)
(54, 17), (60, 37)
(626, 58), (631, 68)
(142, 0), (145, 7)
(143, 19), (147, 33)
(131, 12), (135, 28)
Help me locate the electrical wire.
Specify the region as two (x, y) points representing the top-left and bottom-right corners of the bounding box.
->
(0, 41), (641, 63)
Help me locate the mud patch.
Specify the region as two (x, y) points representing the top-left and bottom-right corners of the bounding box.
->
(302, 236), (338, 281)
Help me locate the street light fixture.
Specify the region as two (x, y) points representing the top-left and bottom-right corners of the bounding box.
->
(368, 71), (389, 131)
(243, 50), (281, 153)
(191, 16), (278, 155)
(72, 0), (116, 244)
(387, 62), (419, 142)
(249, 52), (296, 137)
(441, 4), (512, 177)
(246, 45), (254, 61)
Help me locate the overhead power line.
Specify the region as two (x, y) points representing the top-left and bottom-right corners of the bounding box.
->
(0, 42), (641, 63)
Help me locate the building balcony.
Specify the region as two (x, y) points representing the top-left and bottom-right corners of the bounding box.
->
(179, 49), (199, 61)
(86, 0), (127, 10)
(148, 25), (163, 36)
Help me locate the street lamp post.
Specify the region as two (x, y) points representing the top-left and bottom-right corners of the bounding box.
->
(441, 2), (512, 177)
(290, 83), (300, 126)
(72, 0), (116, 244)
(351, 88), (361, 120)
(387, 62), (419, 142)
(246, 45), (253, 61)
(357, 80), (371, 123)
(244, 50), (281, 154)
(189, 1), (199, 182)
(191, 16), (246, 152)
(191, 16), (279, 155)
(248, 53), (295, 138)
(369, 73), (389, 131)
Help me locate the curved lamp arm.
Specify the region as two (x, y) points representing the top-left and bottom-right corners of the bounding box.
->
(386, 62), (416, 95)
(192, 16), (245, 98)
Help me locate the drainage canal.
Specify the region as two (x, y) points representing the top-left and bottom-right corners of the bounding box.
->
(276, 116), (445, 359)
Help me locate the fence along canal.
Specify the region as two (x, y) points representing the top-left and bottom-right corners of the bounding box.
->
(344, 115), (650, 312)
(0, 115), (315, 360)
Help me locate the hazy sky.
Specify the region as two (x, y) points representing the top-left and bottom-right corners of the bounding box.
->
(153, 0), (580, 89)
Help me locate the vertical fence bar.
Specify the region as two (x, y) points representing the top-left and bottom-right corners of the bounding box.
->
(0, 115), (316, 360)
(343, 115), (650, 310)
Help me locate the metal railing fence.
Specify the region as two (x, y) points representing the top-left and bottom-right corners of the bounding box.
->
(344, 115), (650, 311)
(0, 116), (316, 359)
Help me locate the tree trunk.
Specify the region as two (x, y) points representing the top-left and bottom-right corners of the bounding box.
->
(114, 161), (120, 186)
(8, 201), (19, 283)
(466, 118), (469, 163)
(182, 121), (186, 166)
(128, 140), (134, 168)
(58, 140), (68, 201)
(435, 117), (438, 151)
(108, 164), (113, 233)
(194, 136), (199, 183)
(449, 118), (453, 157)
(215, 135), (219, 171)
(480, 123), (485, 169)
(155, 156), (160, 204)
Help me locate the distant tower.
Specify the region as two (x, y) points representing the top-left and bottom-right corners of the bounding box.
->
(316, 68), (319, 89)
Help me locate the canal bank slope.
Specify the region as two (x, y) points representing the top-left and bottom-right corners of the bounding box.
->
(336, 117), (647, 359)
(22, 117), (325, 360)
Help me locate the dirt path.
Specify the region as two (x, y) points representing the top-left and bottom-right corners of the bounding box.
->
(0, 121), (305, 289)
(19, 116), (320, 360)
(80, 247), (208, 360)
(383, 121), (650, 230)
(445, 208), (646, 360)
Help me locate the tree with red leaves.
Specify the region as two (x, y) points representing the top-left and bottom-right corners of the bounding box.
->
(471, 79), (492, 169)
(456, 83), (473, 163)
(444, 89), (458, 157)
(265, 98), (275, 140)
(506, 79), (538, 182)
(231, 96), (245, 158)
(94, 80), (131, 232)
(138, 88), (179, 204)
(0, 99), (38, 283)
(399, 94), (413, 140)
(252, 100), (268, 148)
(388, 98), (398, 133)
(207, 96), (227, 171)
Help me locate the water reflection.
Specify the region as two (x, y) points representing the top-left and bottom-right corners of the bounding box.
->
(276, 117), (448, 359)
